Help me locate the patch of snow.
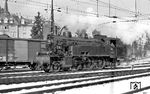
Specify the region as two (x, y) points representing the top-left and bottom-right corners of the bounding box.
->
(55, 73), (150, 94)
(0, 71), (43, 75)
(1, 66), (150, 79)
(0, 76), (103, 90)
(2, 72), (150, 94)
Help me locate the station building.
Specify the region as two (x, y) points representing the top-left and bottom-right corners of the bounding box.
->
(0, 0), (33, 38)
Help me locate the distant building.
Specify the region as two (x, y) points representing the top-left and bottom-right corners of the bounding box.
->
(0, 0), (33, 38)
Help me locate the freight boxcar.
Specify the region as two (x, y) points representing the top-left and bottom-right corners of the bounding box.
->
(0, 34), (47, 69)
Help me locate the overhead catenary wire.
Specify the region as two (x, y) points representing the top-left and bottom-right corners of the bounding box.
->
(6, 0), (149, 20)
(91, 0), (142, 15)
(6, 0), (98, 16)
(7, 0), (47, 8)
(72, 0), (141, 15)
(8, 0), (139, 15)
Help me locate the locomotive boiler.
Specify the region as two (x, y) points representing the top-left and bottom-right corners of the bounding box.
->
(31, 28), (125, 72)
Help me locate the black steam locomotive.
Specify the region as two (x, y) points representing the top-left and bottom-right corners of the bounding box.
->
(30, 28), (127, 72)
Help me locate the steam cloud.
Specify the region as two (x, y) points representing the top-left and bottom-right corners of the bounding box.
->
(55, 13), (150, 45)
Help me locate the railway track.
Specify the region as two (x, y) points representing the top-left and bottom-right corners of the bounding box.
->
(0, 66), (150, 94)
(1, 62), (150, 76)
(0, 65), (150, 84)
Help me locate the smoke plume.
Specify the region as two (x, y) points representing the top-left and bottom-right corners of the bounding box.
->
(55, 13), (150, 45)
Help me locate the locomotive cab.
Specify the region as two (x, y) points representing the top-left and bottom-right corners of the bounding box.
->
(63, 31), (72, 38)
(61, 26), (72, 38)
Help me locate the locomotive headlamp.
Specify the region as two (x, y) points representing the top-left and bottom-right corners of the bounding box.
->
(110, 47), (113, 51)
(48, 39), (53, 43)
(36, 52), (40, 56)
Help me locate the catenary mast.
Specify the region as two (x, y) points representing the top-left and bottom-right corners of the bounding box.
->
(50, 0), (54, 35)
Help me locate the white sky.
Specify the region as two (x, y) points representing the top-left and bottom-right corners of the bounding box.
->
(1, 0), (150, 19)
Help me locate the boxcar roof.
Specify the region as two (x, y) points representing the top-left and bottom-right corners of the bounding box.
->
(54, 35), (102, 43)
(0, 35), (47, 42)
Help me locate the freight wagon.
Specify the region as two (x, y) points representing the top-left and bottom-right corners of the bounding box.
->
(0, 34), (47, 69)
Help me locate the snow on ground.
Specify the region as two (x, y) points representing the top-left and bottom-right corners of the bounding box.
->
(1, 66), (150, 79)
(55, 75), (150, 94)
(136, 89), (150, 94)
(0, 71), (43, 75)
(2, 72), (150, 94)
(118, 57), (150, 67)
(2, 76), (109, 94)
(0, 76), (102, 90)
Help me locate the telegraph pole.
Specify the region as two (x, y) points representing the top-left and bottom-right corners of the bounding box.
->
(50, 0), (54, 35)
(96, 0), (99, 17)
(109, 0), (110, 17)
(66, 6), (69, 14)
(135, 0), (137, 17)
